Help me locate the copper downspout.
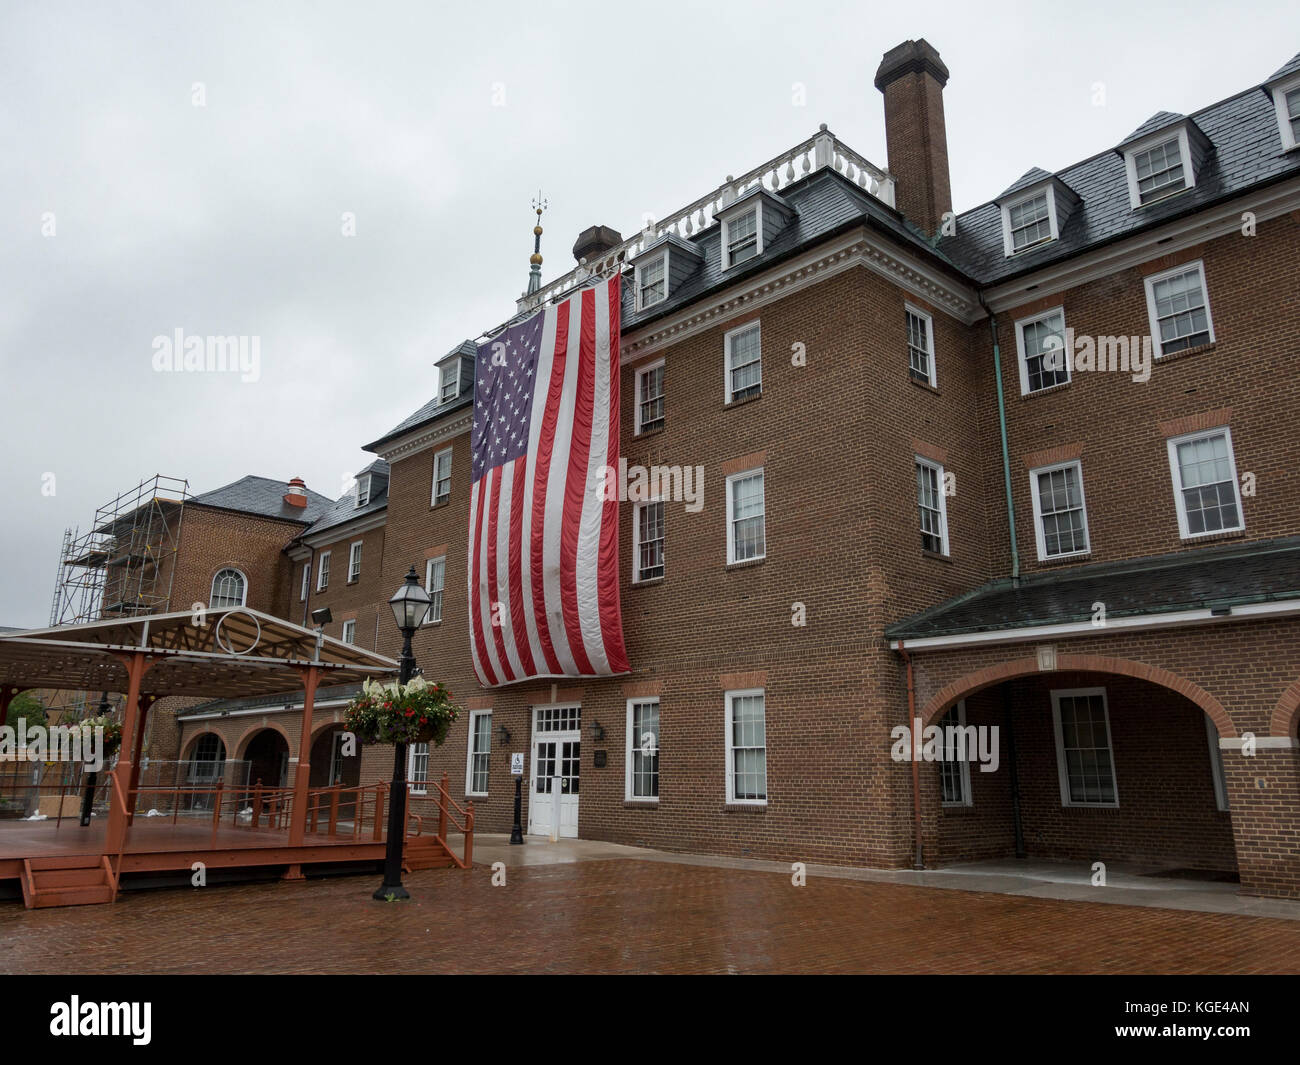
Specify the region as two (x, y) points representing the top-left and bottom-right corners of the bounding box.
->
(897, 639), (924, 869)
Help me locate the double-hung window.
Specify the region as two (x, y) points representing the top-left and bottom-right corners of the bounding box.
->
(432, 447), (452, 505)
(1030, 460), (1090, 560)
(725, 469), (765, 564)
(637, 253), (666, 309)
(348, 540), (363, 583)
(1166, 427), (1244, 538)
(635, 360), (665, 434)
(1145, 261), (1214, 357)
(424, 556), (445, 623)
(440, 363), (460, 404)
(724, 321), (761, 403)
(317, 550), (331, 591)
(408, 743), (429, 796)
(915, 457), (949, 555)
(626, 698), (660, 801)
(905, 305), (936, 386)
(1015, 308), (1070, 394)
(355, 475), (370, 508)
(1130, 137), (1187, 204)
(938, 701), (972, 806)
(723, 207), (759, 268)
(210, 568), (246, 609)
(466, 710), (491, 796)
(300, 563), (310, 602)
(341, 619), (356, 645)
(1051, 688), (1118, 807)
(1006, 190), (1052, 251)
(633, 500), (665, 582)
(725, 689), (766, 804)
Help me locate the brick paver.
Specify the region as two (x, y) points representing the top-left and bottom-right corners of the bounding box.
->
(2, 860), (1298, 974)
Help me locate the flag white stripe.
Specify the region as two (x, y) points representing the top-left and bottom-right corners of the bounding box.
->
(477, 465), (506, 683)
(575, 286), (612, 674)
(517, 304), (556, 674)
(466, 479), (487, 684)
(495, 459), (525, 679)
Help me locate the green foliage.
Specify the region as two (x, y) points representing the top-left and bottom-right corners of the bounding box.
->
(4, 692), (47, 729)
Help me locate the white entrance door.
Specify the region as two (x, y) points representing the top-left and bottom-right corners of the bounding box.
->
(527, 705), (580, 838)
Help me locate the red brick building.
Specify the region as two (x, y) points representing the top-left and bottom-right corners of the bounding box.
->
(134, 40), (1300, 896)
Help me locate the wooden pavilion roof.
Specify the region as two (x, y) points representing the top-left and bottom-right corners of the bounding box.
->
(0, 608), (398, 698)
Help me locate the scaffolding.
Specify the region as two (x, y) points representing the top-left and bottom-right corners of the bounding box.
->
(49, 475), (190, 627)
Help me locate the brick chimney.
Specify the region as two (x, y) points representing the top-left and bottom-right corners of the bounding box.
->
(284, 477), (309, 508)
(572, 225), (623, 265)
(874, 39), (952, 236)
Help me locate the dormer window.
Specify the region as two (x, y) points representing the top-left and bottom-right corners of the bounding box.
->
(723, 207), (759, 268)
(439, 362), (461, 404)
(1003, 190), (1055, 253)
(1132, 137), (1186, 202)
(637, 253), (666, 309)
(355, 474), (371, 508)
(1120, 119), (1209, 210)
(1268, 69), (1300, 151)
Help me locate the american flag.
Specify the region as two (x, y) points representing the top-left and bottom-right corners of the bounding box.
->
(467, 275), (630, 687)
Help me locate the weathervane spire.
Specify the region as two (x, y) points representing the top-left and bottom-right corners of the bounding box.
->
(527, 191), (548, 295)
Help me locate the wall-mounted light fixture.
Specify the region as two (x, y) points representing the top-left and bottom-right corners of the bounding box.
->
(592, 720), (605, 741)
(498, 724), (511, 745)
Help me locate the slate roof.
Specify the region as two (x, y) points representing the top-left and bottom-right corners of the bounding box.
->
(998, 167), (1055, 198)
(1118, 111), (1187, 146)
(300, 472), (389, 539)
(886, 537), (1300, 641)
(190, 475), (333, 525)
(1268, 53), (1300, 82)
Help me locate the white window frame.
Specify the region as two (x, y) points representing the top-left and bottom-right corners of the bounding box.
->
(724, 688), (767, 806)
(317, 550), (331, 591)
(634, 358), (665, 435)
(299, 562), (310, 602)
(1269, 72), (1300, 151)
(720, 204), (762, 270)
(1123, 127), (1196, 209)
(723, 320), (762, 404)
(1028, 459), (1091, 561)
(915, 456), (950, 557)
(632, 498), (665, 583)
(938, 700), (973, 807)
(1204, 714), (1230, 812)
(340, 619), (356, 645)
(1143, 259), (1215, 359)
(1050, 687), (1119, 808)
(465, 709), (491, 797)
(1014, 306), (1070, 396)
(348, 540), (363, 583)
(355, 474), (370, 509)
(625, 697), (660, 802)
(904, 303), (937, 387)
(209, 568), (248, 609)
(439, 361), (461, 404)
(724, 468), (766, 565)
(999, 187), (1060, 256)
(424, 555), (445, 624)
(431, 447), (453, 505)
(407, 742), (429, 796)
(1165, 426), (1245, 540)
(635, 251), (668, 311)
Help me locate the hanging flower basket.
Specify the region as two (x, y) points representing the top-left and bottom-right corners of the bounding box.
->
(343, 677), (460, 747)
(78, 715), (123, 757)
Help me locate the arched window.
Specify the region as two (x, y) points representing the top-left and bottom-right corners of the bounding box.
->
(210, 568), (247, 609)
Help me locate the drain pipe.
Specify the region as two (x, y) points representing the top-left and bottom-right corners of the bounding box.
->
(897, 639), (924, 870)
(981, 295), (1020, 582)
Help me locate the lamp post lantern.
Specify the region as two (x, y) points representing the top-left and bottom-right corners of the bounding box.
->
(373, 566), (431, 902)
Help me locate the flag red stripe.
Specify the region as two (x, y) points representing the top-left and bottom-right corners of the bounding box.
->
(559, 288), (597, 676)
(485, 465), (514, 682)
(469, 477), (498, 687)
(507, 456), (535, 677)
(529, 306), (567, 676)
(598, 279), (630, 673)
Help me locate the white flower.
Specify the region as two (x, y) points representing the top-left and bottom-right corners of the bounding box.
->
(404, 676), (428, 694)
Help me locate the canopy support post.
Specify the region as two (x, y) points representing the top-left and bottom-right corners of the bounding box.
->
(286, 664), (319, 857)
(104, 651), (153, 858)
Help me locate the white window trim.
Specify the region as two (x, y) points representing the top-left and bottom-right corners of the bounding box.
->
(431, 446), (453, 505)
(348, 540), (363, 583)
(915, 455), (950, 557)
(999, 187), (1060, 257)
(1165, 425), (1245, 540)
(633, 357), (666, 435)
(1028, 459), (1091, 561)
(210, 567), (248, 609)
(1123, 127), (1196, 210)
(465, 709), (491, 797)
(340, 619), (356, 645)
(940, 699), (973, 808)
(1014, 305), (1070, 396)
(299, 563), (310, 602)
(355, 474), (371, 509)
(407, 742), (429, 796)
(724, 467), (766, 565)
(317, 550), (331, 591)
(1050, 686), (1119, 808)
(1270, 72), (1300, 151)
(720, 203), (763, 270)
(1143, 259), (1215, 359)
(631, 497), (665, 584)
(903, 302), (937, 387)
(624, 697), (660, 802)
(1204, 714), (1230, 812)
(723, 320), (762, 405)
(635, 250), (668, 311)
(424, 555), (446, 624)
(724, 688), (767, 806)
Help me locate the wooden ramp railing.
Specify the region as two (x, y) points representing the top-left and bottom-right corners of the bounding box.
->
(405, 774), (474, 870)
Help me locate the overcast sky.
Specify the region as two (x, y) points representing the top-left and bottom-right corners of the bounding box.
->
(1, 0), (1296, 627)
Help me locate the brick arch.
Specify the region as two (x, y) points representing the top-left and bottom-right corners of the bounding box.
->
(310, 717), (348, 742)
(180, 728), (228, 761)
(233, 722), (293, 760)
(918, 652), (1237, 738)
(1269, 679), (1300, 739)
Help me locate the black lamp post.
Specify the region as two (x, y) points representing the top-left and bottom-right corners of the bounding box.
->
(372, 566), (432, 902)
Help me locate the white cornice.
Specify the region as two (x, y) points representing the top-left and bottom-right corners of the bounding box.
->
(300, 509), (388, 549)
(982, 175), (1300, 314)
(371, 408), (472, 464)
